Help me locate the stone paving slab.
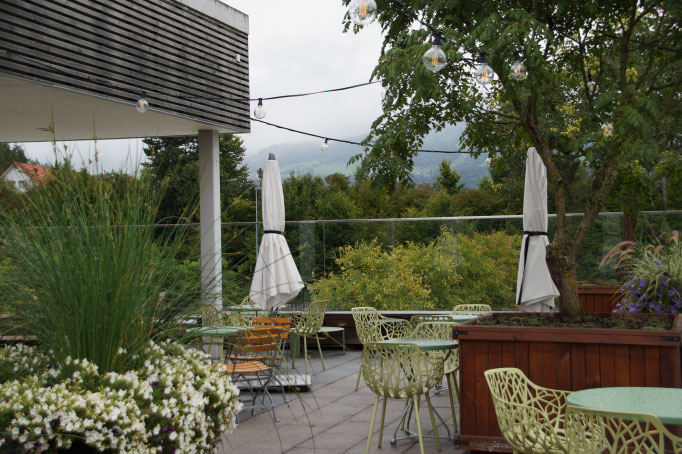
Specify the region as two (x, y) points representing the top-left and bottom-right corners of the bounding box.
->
(219, 349), (470, 453)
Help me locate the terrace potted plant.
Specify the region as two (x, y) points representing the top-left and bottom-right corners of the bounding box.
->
(0, 167), (241, 452)
(342, 0), (682, 450)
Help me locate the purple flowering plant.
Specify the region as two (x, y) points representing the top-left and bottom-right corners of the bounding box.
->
(613, 231), (681, 314)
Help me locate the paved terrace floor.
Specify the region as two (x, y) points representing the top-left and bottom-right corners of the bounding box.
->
(219, 349), (469, 454)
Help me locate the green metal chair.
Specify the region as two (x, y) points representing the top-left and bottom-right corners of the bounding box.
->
(484, 367), (569, 454)
(200, 304), (228, 361)
(290, 300), (327, 374)
(411, 319), (460, 433)
(566, 405), (682, 454)
(362, 342), (443, 454)
(450, 303), (491, 315)
(351, 306), (411, 390)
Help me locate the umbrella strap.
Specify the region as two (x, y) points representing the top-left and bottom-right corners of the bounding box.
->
(517, 231), (548, 306)
(263, 230), (283, 235)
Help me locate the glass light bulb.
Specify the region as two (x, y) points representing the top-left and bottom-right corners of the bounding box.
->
(423, 45), (447, 72)
(136, 97), (148, 113)
(601, 123), (613, 137)
(348, 0), (377, 26)
(475, 63), (495, 85)
(253, 100), (266, 119)
(588, 80), (596, 93)
(510, 60), (527, 81)
(321, 140), (329, 152)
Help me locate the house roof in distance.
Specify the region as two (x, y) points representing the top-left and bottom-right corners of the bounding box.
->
(1, 162), (52, 184)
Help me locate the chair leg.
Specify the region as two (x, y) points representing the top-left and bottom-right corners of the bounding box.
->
(355, 367), (362, 391)
(447, 373), (458, 433)
(316, 335), (326, 371)
(400, 398), (409, 430)
(378, 395), (388, 447)
(365, 395), (380, 454)
(425, 392), (441, 452)
(413, 395), (425, 454)
(303, 337), (309, 375)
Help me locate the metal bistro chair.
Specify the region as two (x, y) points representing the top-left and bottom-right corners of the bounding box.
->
(290, 300), (327, 374)
(484, 367), (569, 454)
(200, 305), (228, 356)
(411, 318), (460, 433)
(450, 303), (491, 315)
(566, 405), (682, 454)
(251, 316), (292, 401)
(226, 326), (282, 422)
(362, 342), (444, 454)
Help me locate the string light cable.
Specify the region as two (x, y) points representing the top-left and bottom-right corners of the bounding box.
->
(251, 117), (471, 154)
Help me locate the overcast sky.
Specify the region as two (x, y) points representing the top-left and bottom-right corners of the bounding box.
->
(20, 1), (385, 172)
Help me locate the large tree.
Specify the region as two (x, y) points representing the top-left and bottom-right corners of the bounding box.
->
(343, 0), (682, 320)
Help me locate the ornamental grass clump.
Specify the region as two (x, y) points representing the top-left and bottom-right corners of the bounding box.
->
(612, 231), (682, 314)
(0, 166), (200, 372)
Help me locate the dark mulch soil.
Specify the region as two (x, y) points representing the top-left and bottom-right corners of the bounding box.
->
(476, 314), (673, 331)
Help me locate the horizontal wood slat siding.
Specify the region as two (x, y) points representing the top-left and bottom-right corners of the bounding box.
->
(455, 313), (682, 452)
(575, 285), (623, 313)
(0, 0), (249, 131)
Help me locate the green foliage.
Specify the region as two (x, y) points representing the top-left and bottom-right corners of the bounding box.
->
(434, 159), (464, 195)
(0, 143), (31, 173)
(309, 231), (519, 311)
(0, 167), (201, 373)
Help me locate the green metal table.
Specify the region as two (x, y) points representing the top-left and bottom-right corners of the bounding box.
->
(223, 305), (265, 313)
(378, 339), (459, 351)
(447, 314), (478, 323)
(186, 325), (246, 338)
(567, 387), (682, 425)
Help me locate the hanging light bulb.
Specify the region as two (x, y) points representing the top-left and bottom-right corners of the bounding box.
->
(348, 0), (377, 26)
(135, 94), (148, 113)
(253, 98), (266, 119)
(423, 34), (447, 73)
(474, 53), (495, 85)
(601, 123), (613, 137)
(321, 139), (329, 152)
(510, 51), (527, 81)
(587, 67), (596, 94)
(486, 156), (492, 166)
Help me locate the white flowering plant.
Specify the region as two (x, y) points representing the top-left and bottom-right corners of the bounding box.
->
(0, 341), (242, 453)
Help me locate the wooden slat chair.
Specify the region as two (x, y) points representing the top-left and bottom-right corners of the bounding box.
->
(251, 316), (292, 400)
(484, 367), (569, 454)
(226, 326), (282, 422)
(351, 306), (412, 391)
(411, 319), (460, 434)
(566, 405), (682, 454)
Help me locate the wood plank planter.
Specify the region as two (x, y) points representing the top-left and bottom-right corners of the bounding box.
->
(575, 284), (623, 313)
(453, 312), (682, 452)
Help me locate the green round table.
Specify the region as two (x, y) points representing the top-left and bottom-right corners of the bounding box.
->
(447, 314), (478, 323)
(186, 326), (245, 338)
(378, 339), (459, 351)
(223, 305), (265, 313)
(567, 387), (682, 425)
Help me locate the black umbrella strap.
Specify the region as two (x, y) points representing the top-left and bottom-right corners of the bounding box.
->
(263, 230), (283, 235)
(517, 231), (548, 306)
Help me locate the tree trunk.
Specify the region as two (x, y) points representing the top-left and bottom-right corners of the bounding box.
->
(546, 244), (583, 322)
(622, 206), (637, 242)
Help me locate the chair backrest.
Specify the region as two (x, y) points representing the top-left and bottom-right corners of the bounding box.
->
(252, 316), (291, 341)
(484, 367), (569, 453)
(201, 305), (224, 327)
(352, 307), (382, 343)
(293, 300), (327, 336)
(451, 304), (491, 315)
(234, 326), (281, 362)
(566, 405), (682, 454)
(361, 342), (443, 399)
(411, 319), (456, 340)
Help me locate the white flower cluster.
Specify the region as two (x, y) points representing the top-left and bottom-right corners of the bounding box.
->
(0, 341), (242, 453)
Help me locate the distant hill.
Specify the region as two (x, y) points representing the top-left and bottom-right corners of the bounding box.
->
(244, 124), (490, 188)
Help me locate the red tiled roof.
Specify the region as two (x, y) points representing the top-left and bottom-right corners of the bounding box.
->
(12, 162), (51, 183)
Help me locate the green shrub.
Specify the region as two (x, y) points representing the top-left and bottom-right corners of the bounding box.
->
(309, 230), (520, 311)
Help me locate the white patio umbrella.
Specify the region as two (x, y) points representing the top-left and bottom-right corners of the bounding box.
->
(249, 154), (304, 310)
(516, 147), (560, 312)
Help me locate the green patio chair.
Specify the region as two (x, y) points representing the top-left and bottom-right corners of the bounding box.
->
(362, 342), (443, 454)
(450, 303), (491, 315)
(484, 367), (569, 454)
(411, 320), (460, 432)
(351, 306), (411, 390)
(566, 405), (682, 454)
(290, 300), (327, 374)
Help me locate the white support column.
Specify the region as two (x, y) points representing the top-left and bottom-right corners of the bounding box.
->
(198, 130), (222, 361)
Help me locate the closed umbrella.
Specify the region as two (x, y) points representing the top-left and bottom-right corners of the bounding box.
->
(516, 147), (560, 312)
(249, 154), (304, 310)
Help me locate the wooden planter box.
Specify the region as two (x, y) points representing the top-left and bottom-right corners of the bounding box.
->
(575, 284), (623, 313)
(454, 312), (682, 452)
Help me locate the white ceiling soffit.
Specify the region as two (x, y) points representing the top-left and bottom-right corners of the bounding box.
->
(0, 74), (245, 142)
